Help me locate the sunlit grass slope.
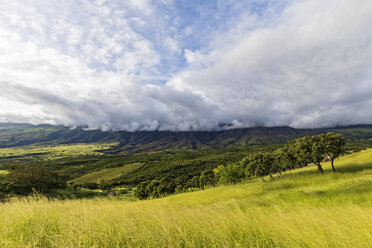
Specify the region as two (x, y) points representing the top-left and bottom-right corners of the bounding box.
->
(0, 170), (7, 181)
(0, 142), (118, 160)
(1, 149), (372, 248)
(70, 162), (143, 185)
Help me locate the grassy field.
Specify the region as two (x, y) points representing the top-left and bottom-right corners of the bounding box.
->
(0, 143), (118, 161)
(0, 170), (7, 181)
(70, 163), (144, 185)
(0, 149), (371, 247)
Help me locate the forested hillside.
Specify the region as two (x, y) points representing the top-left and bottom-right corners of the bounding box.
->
(1, 123), (372, 152)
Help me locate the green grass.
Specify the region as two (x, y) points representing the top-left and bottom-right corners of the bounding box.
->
(70, 163), (144, 185)
(0, 149), (371, 247)
(0, 170), (8, 181)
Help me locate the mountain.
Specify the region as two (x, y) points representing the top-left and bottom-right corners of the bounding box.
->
(1, 123), (372, 152)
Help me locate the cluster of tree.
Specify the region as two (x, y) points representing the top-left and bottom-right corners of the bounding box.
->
(71, 179), (120, 191)
(133, 169), (216, 199)
(215, 133), (346, 184)
(0, 167), (67, 196)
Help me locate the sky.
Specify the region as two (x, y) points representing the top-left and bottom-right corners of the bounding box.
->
(0, 0), (372, 131)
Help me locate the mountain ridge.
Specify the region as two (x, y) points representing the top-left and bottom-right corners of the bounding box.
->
(1, 123), (372, 152)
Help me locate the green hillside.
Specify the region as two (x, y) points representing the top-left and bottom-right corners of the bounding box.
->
(0, 149), (371, 247)
(0, 142), (118, 160)
(2, 123), (372, 152)
(0, 143), (269, 190)
(70, 163), (144, 186)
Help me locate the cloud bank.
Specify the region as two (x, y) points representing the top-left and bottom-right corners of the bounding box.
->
(0, 0), (372, 131)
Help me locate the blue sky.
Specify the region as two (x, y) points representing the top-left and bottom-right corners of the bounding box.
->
(0, 0), (372, 131)
(0, 0), (286, 82)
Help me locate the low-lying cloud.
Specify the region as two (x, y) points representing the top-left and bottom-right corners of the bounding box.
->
(0, 0), (372, 131)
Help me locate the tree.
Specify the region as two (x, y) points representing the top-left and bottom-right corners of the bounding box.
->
(199, 169), (216, 189)
(134, 181), (150, 199)
(293, 135), (327, 173)
(244, 153), (275, 181)
(309, 135), (327, 173)
(260, 153), (276, 180)
(292, 136), (323, 172)
(293, 136), (313, 169)
(145, 180), (161, 198)
(244, 155), (259, 179)
(214, 163), (244, 185)
(282, 141), (300, 170)
(157, 177), (176, 196)
(174, 175), (190, 192)
(272, 149), (287, 178)
(186, 176), (200, 190)
(321, 133), (346, 172)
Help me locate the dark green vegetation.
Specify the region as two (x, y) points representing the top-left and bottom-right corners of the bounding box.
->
(0, 145), (270, 199)
(0, 123), (370, 200)
(1, 123), (372, 151)
(0, 167), (66, 195)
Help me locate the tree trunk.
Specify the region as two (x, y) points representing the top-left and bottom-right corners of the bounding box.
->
(331, 158), (336, 172)
(317, 163), (324, 173)
(278, 171), (283, 178)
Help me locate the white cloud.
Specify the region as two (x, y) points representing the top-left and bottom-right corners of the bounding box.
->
(128, 0), (153, 15)
(0, 0), (372, 131)
(169, 0), (372, 128)
(164, 36), (180, 53)
(184, 27), (193, 36)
